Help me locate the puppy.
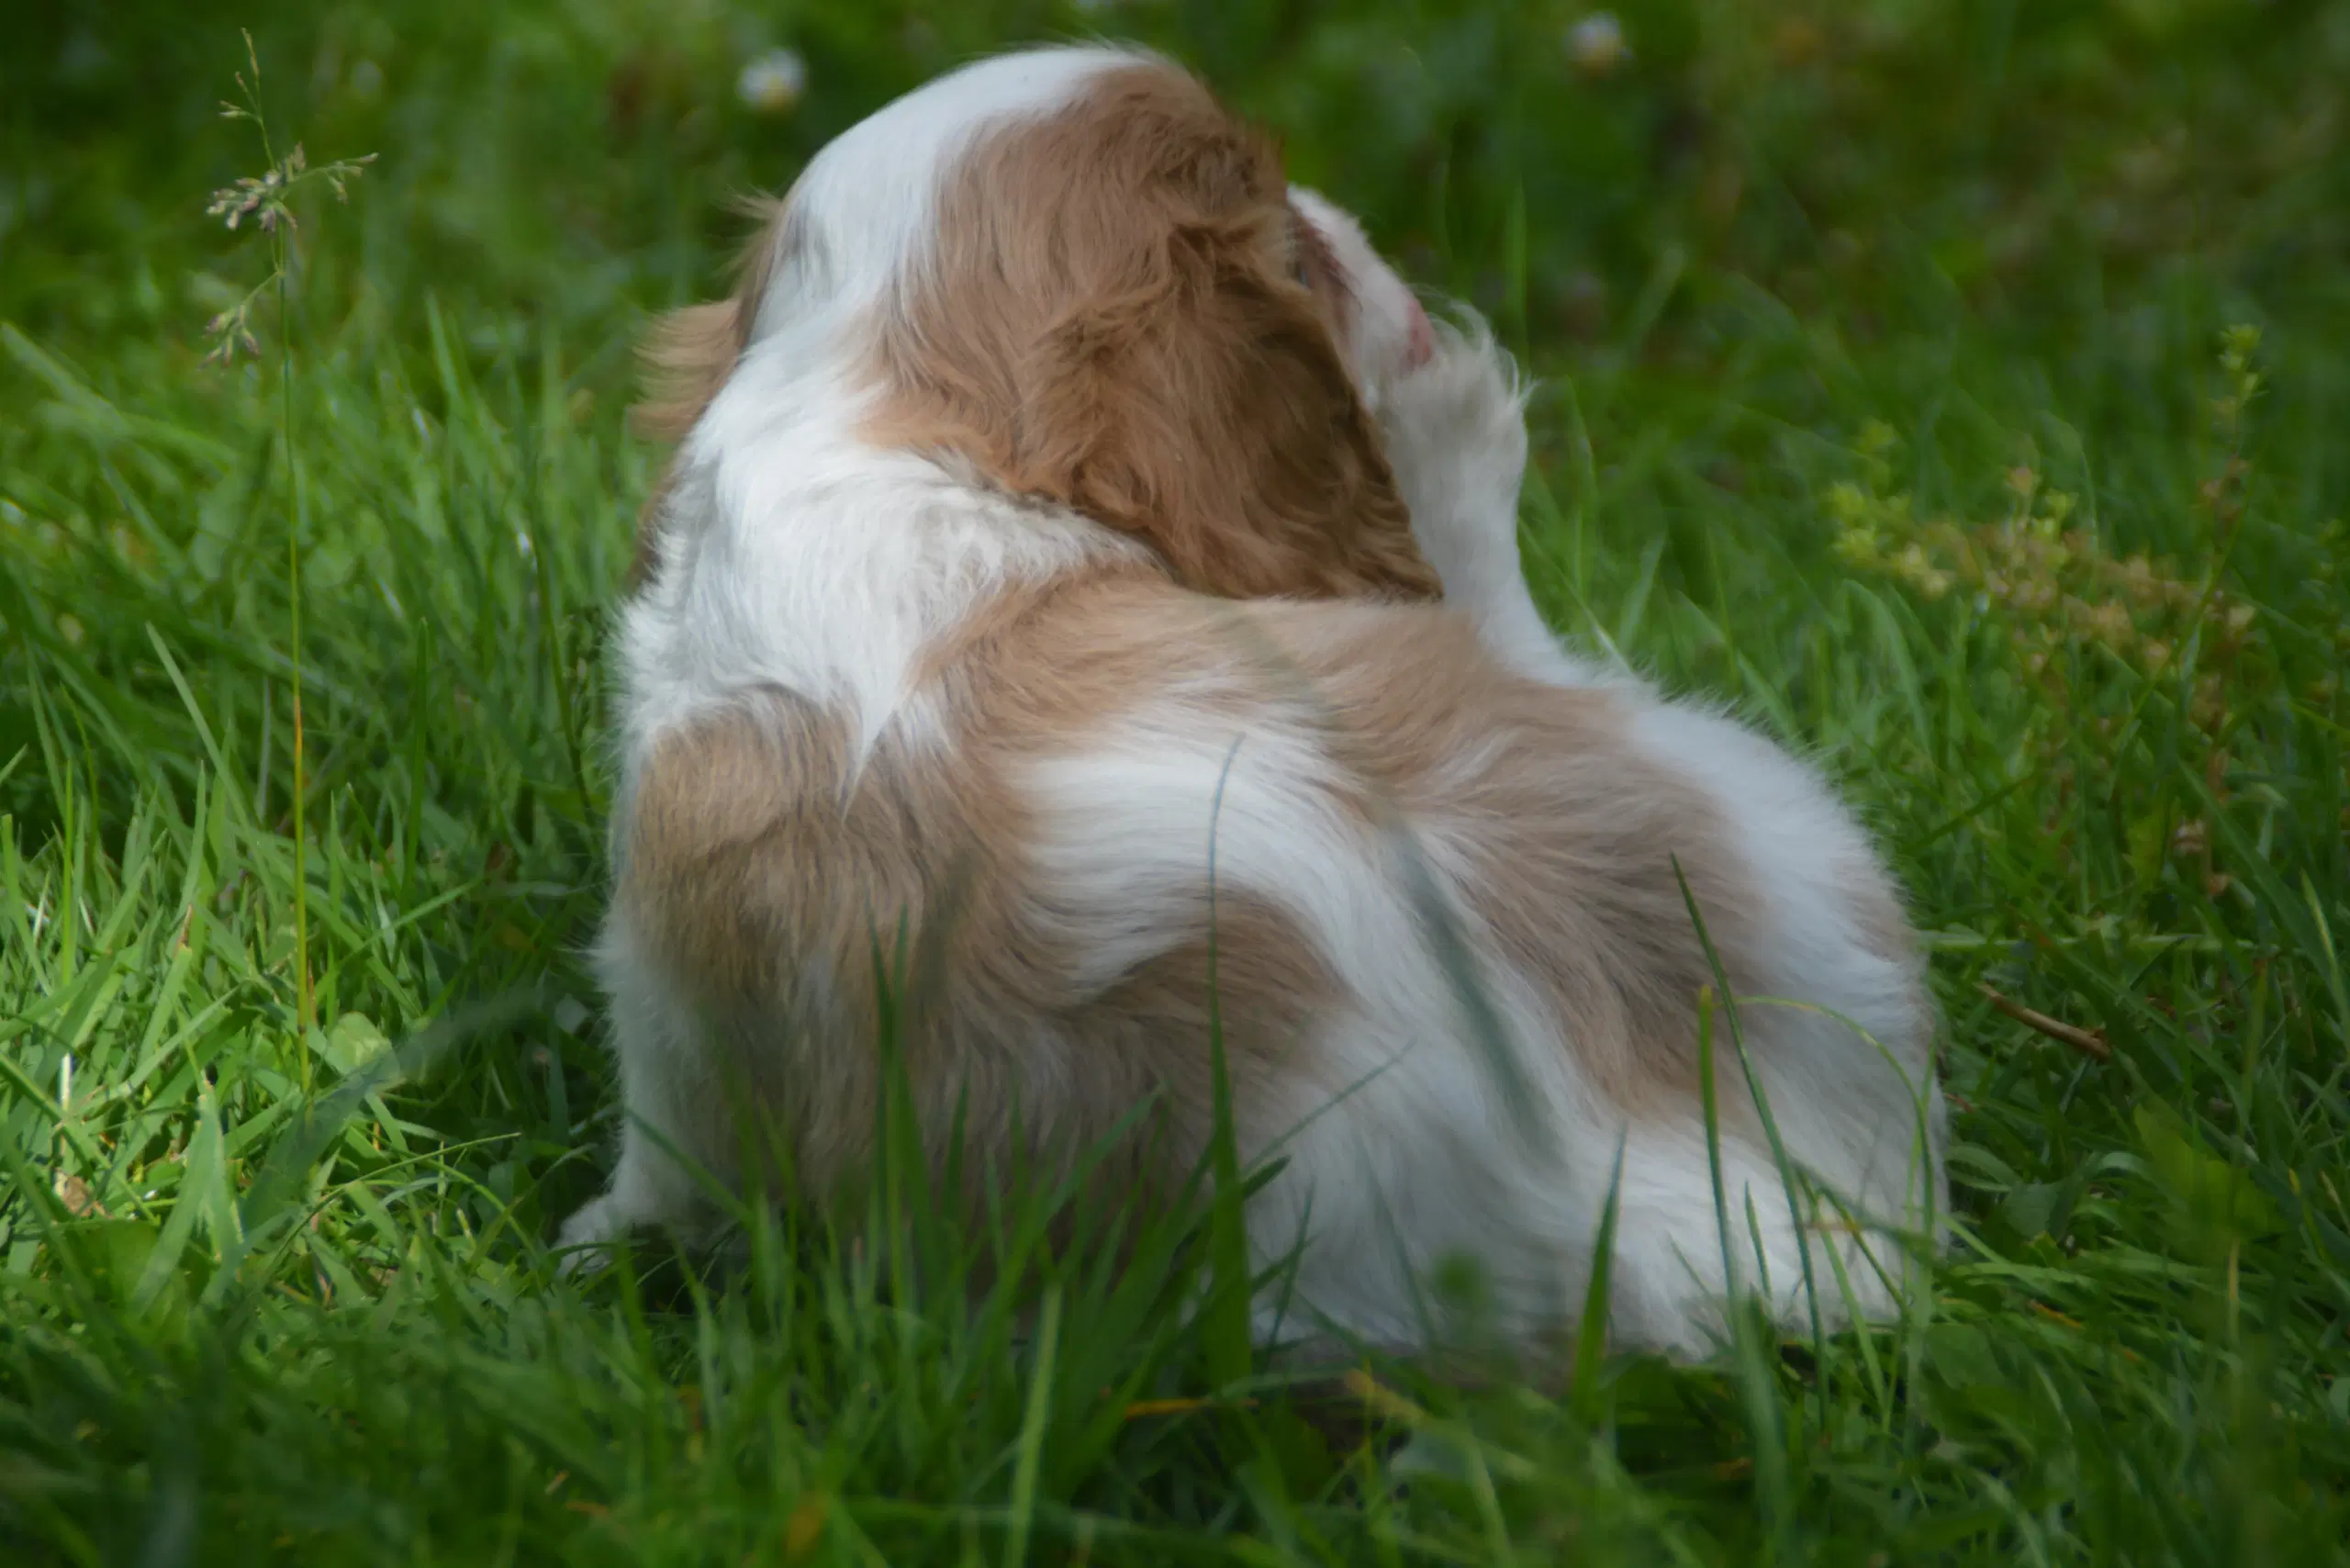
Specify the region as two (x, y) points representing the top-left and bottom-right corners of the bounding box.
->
(563, 44), (1948, 1358)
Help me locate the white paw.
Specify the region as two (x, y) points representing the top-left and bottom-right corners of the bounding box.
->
(1371, 314), (1531, 604)
(554, 1193), (632, 1274)
(1379, 314), (1527, 454)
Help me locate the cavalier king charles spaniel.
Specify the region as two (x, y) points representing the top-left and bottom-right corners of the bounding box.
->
(560, 44), (1948, 1358)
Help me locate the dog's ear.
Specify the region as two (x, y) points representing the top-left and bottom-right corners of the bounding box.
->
(1008, 218), (1438, 601)
(861, 64), (1439, 602)
(628, 200), (785, 584)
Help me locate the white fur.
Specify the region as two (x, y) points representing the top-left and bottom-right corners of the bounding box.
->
(1288, 187), (1432, 393)
(1019, 672), (1934, 1353)
(572, 48), (1157, 1260)
(566, 47), (1947, 1360)
(1371, 317), (1624, 689)
(1333, 252), (1950, 1336)
(624, 46), (1157, 766)
(752, 46), (1134, 334)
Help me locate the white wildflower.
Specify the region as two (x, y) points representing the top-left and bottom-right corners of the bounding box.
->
(737, 48), (808, 116)
(1567, 11), (1631, 78)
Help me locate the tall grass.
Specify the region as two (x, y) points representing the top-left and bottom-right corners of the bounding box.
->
(5, 1), (2348, 1562)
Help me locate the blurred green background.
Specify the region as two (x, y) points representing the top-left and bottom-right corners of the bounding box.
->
(13, 0), (2348, 399)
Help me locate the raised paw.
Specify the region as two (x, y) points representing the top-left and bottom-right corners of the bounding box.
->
(1373, 314), (1534, 615)
(1378, 317), (1528, 476)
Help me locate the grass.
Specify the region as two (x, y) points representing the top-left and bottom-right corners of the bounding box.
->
(5, 0), (2349, 1561)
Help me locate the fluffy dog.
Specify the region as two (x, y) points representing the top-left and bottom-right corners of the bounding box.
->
(561, 44), (1947, 1357)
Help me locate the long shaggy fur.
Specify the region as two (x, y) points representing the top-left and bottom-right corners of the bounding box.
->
(563, 44), (1949, 1360)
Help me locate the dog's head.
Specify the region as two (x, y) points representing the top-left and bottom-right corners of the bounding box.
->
(633, 46), (1440, 601)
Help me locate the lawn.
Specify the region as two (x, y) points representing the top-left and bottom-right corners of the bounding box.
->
(5, 0), (2349, 1562)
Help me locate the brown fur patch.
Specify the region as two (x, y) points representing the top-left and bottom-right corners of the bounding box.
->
(863, 62), (1440, 602)
(968, 580), (1768, 1116)
(618, 579), (1339, 1213)
(619, 563), (1771, 1234)
(1228, 598), (1766, 1115)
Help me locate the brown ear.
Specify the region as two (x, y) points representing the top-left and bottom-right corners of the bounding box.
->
(1010, 220), (1440, 602)
(862, 62), (1441, 604)
(627, 199), (785, 585)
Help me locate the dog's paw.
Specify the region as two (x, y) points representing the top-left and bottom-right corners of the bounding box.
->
(1384, 311), (1524, 434)
(1373, 313), (1532, 605)
(1377, 318), (1527, 485)
(554, 1193), (632, 1275)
